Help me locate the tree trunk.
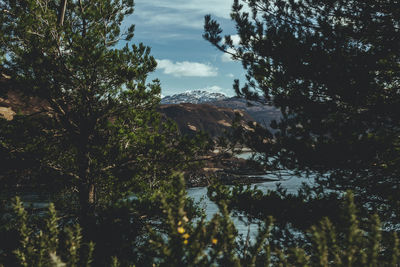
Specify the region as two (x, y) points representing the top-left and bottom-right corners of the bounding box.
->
(77, 149), (96, 233)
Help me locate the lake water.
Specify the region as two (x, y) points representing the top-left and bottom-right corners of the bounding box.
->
(187, 175), (314, 238)
(5, 150), (313, 239)
(9, 174), (311, 239)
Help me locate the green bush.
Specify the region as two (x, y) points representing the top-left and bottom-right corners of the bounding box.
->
(0, 197), (94, 267)
(2, 181), (399, 266)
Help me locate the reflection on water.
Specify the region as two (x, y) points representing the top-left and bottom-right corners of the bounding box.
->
(1, 192), (50, 209)
(188, 175), (314, 238)
(235, 152), (254, 159)
(4, 170), (313, 239)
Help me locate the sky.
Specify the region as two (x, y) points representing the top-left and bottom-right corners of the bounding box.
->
(123, 0), (246, 97)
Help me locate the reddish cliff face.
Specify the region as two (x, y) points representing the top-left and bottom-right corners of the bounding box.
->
(160, 90), (282, 128)
(158, 103), (254, 137)
(0, 93), (254, 139)
(209, 98), (281, 128)
(0, 77), (255, 139)
(0, 90), (51, 120)
(0, 72), (51, 120)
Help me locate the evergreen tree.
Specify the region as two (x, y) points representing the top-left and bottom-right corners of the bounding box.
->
(0, 0), (211, 227)
(204, 0), (400, 221)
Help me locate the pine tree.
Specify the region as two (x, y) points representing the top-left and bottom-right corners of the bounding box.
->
(0, 0), (210, 227)
(204, 0), (400, 221)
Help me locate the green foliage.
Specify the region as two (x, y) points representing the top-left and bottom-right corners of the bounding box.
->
(2, 0), (399, 266)
(204, 0), (400, 222)
(0, 1), (212, 265)
(0, 0), (211, 223)
(140, 174), (400, 266)
(1, 197), (93, 266)
(208, 181), (344, 232)
(0, 0), (156, 212)
(2, 188), (399, 266)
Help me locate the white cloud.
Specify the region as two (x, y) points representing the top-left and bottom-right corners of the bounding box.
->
(230, 34), (241, 46)
(221, 35), (241, 62)
(227, 73), (234, 78)
(131, 0), (248, 29)
(221, 48), (237, 62)
(187, 86), (227, 94)
(206, 85), (224, 93)
(136, 0), (233, 20)
(221, 53), (232, 62)
(157, 59), (218, 77)
(132, 8), (202, 29)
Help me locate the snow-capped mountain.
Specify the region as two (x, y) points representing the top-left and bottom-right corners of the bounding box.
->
(161, 90), (281, 127)
(160, 90), (228, 104)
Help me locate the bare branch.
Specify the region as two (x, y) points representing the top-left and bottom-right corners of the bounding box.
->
(58, 0), (67, 26)
(45, 162), (79, 179)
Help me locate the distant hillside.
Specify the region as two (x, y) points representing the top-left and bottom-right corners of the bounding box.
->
(0, 73), (50, 121)
(0, 84), (279, 139)
(159, 103), (254, 137)
(209, 97), (281, 127)
(0, 90), (50, 120)
(161, 91), (281, 127)
(0, 89), (253, 139)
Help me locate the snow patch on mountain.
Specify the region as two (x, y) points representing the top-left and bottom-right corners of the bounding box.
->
(161, 90), (228, 104)
(161, 90), (282, 127)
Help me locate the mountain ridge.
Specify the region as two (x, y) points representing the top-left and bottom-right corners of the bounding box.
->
(161, 90), (281, 127)
(161, 90), (227, 104)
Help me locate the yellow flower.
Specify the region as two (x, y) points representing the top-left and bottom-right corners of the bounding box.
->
(212, 238), (218, 245)
(183, 239), (188, 245)
(178, 221), (182, 226)
(177, 226), (185, 234)
(183, 233), (190, 239)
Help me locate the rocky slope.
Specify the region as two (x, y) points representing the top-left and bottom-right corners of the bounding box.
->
(158, 103), (253, 137)
(0, 79), (269, 186)
(161, 90), (281, 128)
(0, 90), (50, 120)
(0, 86), (277, 140)
(209, 97), (281, 128)
(0, 72), (51, 121)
